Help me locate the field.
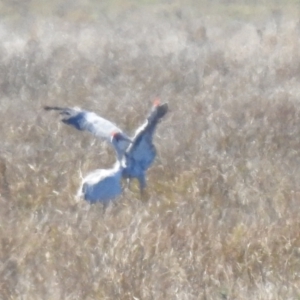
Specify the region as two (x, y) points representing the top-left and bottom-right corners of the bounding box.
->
(1, 0), (300, 299)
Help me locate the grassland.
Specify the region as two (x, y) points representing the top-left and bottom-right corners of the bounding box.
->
(1, 1), (300, 299)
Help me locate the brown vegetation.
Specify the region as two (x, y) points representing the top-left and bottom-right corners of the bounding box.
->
(1, 1), (300, 299)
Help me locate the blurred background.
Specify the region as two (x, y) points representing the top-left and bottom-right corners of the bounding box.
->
(1, 0), (300, 299)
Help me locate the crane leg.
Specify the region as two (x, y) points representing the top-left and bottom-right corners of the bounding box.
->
(138, 175), (149, 202)
(127, 178), (131, 190)
(138, 174), (146, 189)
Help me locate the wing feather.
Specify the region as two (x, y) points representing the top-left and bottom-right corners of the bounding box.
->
(44, 106), (130, 150)
(126, 102), (168, 171)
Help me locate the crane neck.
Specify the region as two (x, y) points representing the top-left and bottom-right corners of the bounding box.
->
(115, 146), (124, 162)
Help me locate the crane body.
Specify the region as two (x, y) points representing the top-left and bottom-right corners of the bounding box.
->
(77, 132), (131, 203)
(78, 162), (123, 204)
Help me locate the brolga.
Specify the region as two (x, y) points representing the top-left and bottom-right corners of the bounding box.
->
(44, 100), (168, 200)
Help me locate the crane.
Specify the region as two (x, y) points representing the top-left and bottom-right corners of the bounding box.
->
(44, 100), (168, 199)
(77, 132), (132, 203)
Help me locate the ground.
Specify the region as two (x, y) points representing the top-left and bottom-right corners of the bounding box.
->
(1, 0), (300, 299)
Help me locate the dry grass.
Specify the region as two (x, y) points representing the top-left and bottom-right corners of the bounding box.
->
(1, 1), (300, 299)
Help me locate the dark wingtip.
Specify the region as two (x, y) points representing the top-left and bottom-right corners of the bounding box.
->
(43, 106), (65, 112)
(44, 106), (52, 111)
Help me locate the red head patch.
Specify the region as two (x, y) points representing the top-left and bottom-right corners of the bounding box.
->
(111, 131), (121, 138)
(153, 98), (161, 107)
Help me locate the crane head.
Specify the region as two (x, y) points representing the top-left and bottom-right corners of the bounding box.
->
(152, 98), (168, 115)
(150, 100), (168, 120)
(111, 131), (133, 144)
(111, 131), (133, 161)
(153, 98), (161, 107)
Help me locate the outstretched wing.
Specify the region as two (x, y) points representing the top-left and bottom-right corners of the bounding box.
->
(44, 106), (130, 150)
(125, 100), (168, 172)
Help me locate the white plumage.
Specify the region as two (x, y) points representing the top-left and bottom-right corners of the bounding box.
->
(77, 132), (131, 203)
